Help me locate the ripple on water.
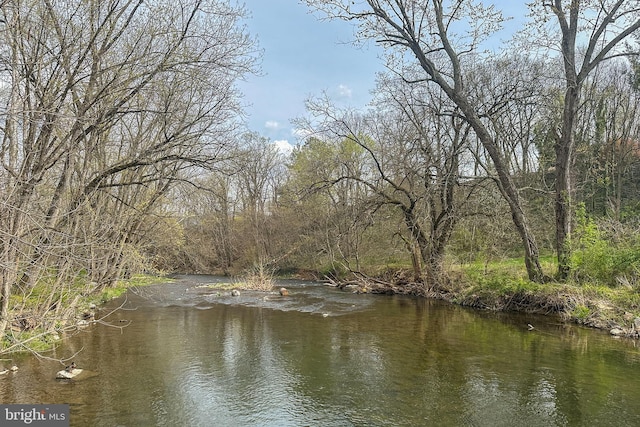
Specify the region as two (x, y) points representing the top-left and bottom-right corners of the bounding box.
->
(16, 276), (639, 426)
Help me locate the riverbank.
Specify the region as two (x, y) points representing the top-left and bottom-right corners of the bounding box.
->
(0, 275), (171, 355)
(328, 268), (640, 339)
(7, 276), (639, 426)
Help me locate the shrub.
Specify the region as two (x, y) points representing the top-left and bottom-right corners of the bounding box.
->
(236, 262), (275, 291)
(572, 304), (591, 321)
(569, 204), (640, 286)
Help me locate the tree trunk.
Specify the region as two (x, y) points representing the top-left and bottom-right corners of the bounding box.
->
(554, 85), (578, 280)
(454, 95), (545, 282)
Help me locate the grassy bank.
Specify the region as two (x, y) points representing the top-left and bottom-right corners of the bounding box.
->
(1, 274), (171, 355)
(342, 257), (640, 337)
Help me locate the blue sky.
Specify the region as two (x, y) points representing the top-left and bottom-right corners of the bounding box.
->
(239, 1), (527, 152)
(239, 0), (385, 152)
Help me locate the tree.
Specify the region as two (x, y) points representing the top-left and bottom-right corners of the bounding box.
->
(298, 73), (472, 285)
(286, 131), (375, 274)
(0, 0), (255, 344)
(530, 0), (640, 279)
(370, 74), (472, 283)
(305, 0), (546, 281)
(572, 61), (640, 219)
(233, 132), (288, 267)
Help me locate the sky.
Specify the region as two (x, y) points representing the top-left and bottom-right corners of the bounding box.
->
(239, 0), (385, 153)
(239, 1), (528, 153)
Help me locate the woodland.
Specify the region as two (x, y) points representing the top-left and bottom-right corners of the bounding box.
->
(1, 0), (640, 352)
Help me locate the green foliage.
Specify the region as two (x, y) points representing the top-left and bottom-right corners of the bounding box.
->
(1, 329), (59, 354)
(2, 274), (169, 354)
(569, 204), (609, 282)
(621, 201), (640, 221)
(457, 255), (555, 284)
(9, 270), (91, 308)
(569, 204), (640, 286)
(92, 274), (169, 304)
(572, 304), (591, 320)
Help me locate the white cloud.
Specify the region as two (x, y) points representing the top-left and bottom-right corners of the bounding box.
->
(265, 120), (280, 130)
(338, 84), (352, 98)
(273, 139), (294, 155)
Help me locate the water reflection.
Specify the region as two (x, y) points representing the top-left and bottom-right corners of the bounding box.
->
(1, 276), (640, 426)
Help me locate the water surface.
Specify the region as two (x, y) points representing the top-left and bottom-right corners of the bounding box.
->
(1, 275), (640, 426)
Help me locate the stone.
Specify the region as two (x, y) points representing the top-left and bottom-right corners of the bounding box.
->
(633, 317), (640, 332)
(56, 368), (83, 379)
(343, 284), (358, 292)
(610, 328), (625, 336)
(279, 288), (289, 296)
(0, 366), (18, 375)
(231, 289), (240, 297)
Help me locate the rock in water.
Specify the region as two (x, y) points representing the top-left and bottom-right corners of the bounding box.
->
(610, 328), (625, 336)
(231, 289), (240, 296)
(279, 288), (289, 296)
(56, 368), (83, 379)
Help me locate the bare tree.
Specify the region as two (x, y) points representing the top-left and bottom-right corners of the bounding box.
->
(234, 132), (288, 265)
(570, 60), (640, 219)
(0, 0), (255, 345)
(305, 0), (546, 281)
(371, 74), (472, 283)
(530, 0), (640, 278)
(300, 72), (471, 285)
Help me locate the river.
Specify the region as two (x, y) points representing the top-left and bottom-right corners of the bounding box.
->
(1, 275), (640, 426)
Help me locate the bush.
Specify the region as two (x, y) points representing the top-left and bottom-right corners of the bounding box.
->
(235, 262), (275, 291)
(570, 205), (640, 286)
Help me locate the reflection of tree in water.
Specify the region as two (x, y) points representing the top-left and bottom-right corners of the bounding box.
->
(5, 282), (640, 425)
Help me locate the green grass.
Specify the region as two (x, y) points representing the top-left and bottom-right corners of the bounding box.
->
(90, 274), (171, 304)
(2, 274), (171, 355)
(448, 256), (640, 331)
(321, 253), (640, 332)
